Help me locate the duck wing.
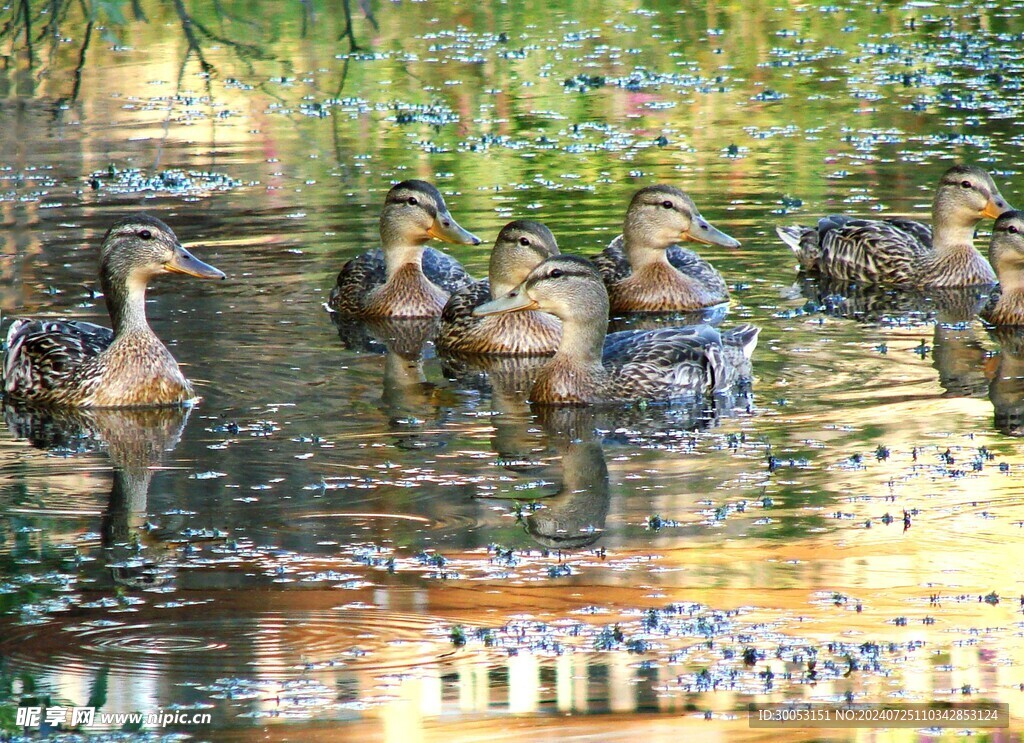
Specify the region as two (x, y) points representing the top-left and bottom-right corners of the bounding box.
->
(603, 323), (759, 399)
(440, 278), (491, 324)
(436, 279), (492, 353)
(328, 248), (387, 314)
(422, 247), (475, 295)
(592, 236), (632, 284)
(779, 214), (932, 282)
(3, 319), (113, 403)
(883, 218), (932, 246)
(602, 325), (723, 399)
(816, 218), (928, 283)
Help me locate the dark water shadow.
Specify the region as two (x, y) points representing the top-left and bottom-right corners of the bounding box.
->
(445, 355), (757, 550)
(3, 404), (191, 587)
(984, 326), (1024, 436)
(797, 275), (995, 398)
(329, 313), (463, 450)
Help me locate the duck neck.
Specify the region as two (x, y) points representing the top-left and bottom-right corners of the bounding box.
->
(102, 272), (153, 338)
(931, 204), (980, 257)
(490, 274), (517, 299)
(622, 218), (673, 270)
(553, 314), (606, 369)
(622, 237), (671, 271)
(380, 216), (429, 280)
(382, 242), (428, 280)
(998, 264), (1024, 298)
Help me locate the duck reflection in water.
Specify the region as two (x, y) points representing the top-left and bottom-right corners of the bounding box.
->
(470, 385), (753, 550)
(982, 327), (1024, 436)
(469, 402), (612, 550)
(795, 277), (993, 398)
(522, 406), (611, 550)
(3, 404), (190, 588)
(330, 315), (460, 450)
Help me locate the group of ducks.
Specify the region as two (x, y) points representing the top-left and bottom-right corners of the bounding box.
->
(4, 163), (1024, 410)
(326, 179), (758, 405)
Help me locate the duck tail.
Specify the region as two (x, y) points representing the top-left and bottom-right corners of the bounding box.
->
(722, 323), (760, 360)
(775, 224), (803, 252)
(704, 342), (727, 393)
(775, 224), (821, 270)
(2, 319), (31, 388)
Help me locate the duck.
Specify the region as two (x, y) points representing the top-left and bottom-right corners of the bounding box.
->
(437, 220), (562, 356)
(776, 164), (1013, 287)
(327, 180), (481, 317)
(591, 184), (740, 313)
(2, 215), (225, 408)
(474, 255), (759, 405)
(981, 211), (1024, 326)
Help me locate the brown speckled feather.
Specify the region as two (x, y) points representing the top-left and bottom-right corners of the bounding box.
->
(3, 319), (113, 404)
(981, 287), (1024, 326)
(437, 278), (562, 356)
(782, 215), (997, 286)
(328, 248), (387, 314)
(529, 323), (758, 406)
(592, 235), (729, 312)
(817, 219), (924, 283)
(328, 247), (474, 316)
(600, 323), (758, 400)
(778, 215), (937, 275)
(3, 318), (194, 407)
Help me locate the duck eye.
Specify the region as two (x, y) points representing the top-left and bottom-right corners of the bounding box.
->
(961, 180), (972, 189)
(139, 229), (152, 240)
(661, 200), (673, 209)
(407, 196), (418, 206)
(549, 268), (564, 279)
(518, 237), (531, 246)
(1010, 225), (1020, 234)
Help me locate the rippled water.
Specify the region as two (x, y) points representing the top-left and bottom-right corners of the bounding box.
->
(3, 0), (1024, 739)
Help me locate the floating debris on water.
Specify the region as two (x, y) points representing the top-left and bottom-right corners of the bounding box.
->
(87, 166), (244, 195)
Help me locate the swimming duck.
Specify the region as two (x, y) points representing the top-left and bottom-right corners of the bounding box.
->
(437, 220), (562, 356)
(981, 211), (1024, 326)
(327, 180), (481, 317)
(2, 215), (225, 408)
(592, 184), (740, 313)
(776, 164), (1012, 287)
(474, 255), (759, 405)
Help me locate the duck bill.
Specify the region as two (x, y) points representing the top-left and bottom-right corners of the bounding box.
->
(473, 290), (538, 316)
(983, 192), (1014, 219)
(165, 245), (226, 279)
(427, 210), (482, 246)
(683, 217), (741, 248)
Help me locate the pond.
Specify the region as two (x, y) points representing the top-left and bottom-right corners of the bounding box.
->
(2, 0), (1024, 740)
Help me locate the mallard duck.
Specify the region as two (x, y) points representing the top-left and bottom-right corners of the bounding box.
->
(327, 180), (481, 317)
(2, 215), (225, 408)
(437, 220), (562, 356)
(592, 184), (740, 313)
(776, 164), (1012, 287)
(981, 210), (1024, 325)
(474, 255), (759, 405)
